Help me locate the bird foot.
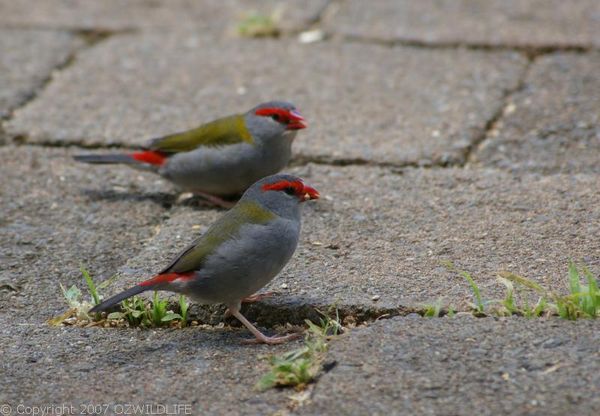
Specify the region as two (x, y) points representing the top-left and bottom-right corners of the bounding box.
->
(241, 331), (303, 345)
(242, 291), (277, 303)
(187, 190), (235, 209)
(228, 307), (303, 345)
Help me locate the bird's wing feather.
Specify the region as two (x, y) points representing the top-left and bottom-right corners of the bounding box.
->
(147, 114), (254, 153)
(159, 200), (276, 274)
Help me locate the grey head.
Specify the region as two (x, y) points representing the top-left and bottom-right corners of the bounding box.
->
(243, 101), (307, 145)
(241, 173), (319, 220)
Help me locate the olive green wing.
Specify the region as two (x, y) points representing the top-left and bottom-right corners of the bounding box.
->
(147, 114), (254, 153)
(159, 201), (276, 274)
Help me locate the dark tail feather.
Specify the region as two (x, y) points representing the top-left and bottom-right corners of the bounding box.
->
(73, 154), (136, 165)
(89, 284), (149, 313)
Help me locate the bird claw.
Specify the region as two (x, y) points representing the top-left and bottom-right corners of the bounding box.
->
(241, 331), (303, 345)
(193, 191), (235, 209)
(241, 291), (277, 303)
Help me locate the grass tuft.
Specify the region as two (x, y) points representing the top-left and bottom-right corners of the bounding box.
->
(444, 260), (599, 320)
(256, 309), (342, 391)
(422, 299), (443, 318)
(52, 267), (189, 328)
(237, 10), (281, 38)
(443, 261), (487, 315)
(81, 265), (100, 306)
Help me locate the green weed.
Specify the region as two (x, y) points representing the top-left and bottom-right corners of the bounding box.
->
(423, 299), (443, 318)
(443, 261), (486, 314)
(237, 10), (281, 38)
(81, 265), (100, 306)
(53, 267), (189, 328)
(107, 292), (187, 328)
(556, 262), (599, 319)
(256, 310), (342, 391)
(446, 260), (599, 320)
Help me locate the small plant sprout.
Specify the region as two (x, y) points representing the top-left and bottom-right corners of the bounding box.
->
(237, 8), (282, 38)
(178, 295), (189, 327)
(556, 262), (599, 319)
(423, 299), (444, 318)
(50, 268), (101, 325)
(149, 291), (168, 326)
(497, 276), (517, 316)
(109, 296), (147, 326)
(443, 261), (486, 315)
(81, 265), (100, 306)
(106, 293), (188, 328)
(256, 310), (343, 391)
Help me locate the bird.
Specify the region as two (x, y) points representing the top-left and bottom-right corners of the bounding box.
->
(89, 173), (319, 344)
(73, 101), (307, 208)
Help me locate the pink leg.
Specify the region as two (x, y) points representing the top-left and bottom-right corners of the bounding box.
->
(192, 190), (235, 209)
(224, 291), (277, 318)
(228, 306), (302, 345)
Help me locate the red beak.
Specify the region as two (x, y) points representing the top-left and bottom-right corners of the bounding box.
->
(301, 184), (319, 201)
(286, 109), (307, 130)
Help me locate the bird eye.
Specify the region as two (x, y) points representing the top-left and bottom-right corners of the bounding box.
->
(284, 187), (296, 195)
(271, 114), (280, 121)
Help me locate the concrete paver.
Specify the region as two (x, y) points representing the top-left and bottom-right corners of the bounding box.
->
(324, 0), (600, 48)
(0, 0), (328, 33)
(304, 316), (600, 416)
(473, 53), (600, 174)
(1, 2), (599, 414)
(0, 322), (295, 414)
(0, 29), (82, 119)
(98, 164), (600, 316)
(0, 146), (171, 319)
(5, 31), (527, 166)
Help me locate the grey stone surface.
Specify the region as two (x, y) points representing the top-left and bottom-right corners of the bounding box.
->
(0, 322), (296, 414)
(0, 146), (171, 320)
(102, 164), (600, 314)
(2, 3), (599, 414)
(5, 31), (527, 166)
(325, 0), (600, 48)
(0, 0), (328, 32)
(304, 316), (600, 416)
(473, 53), (600, 174)
(0, 29), (82, 119)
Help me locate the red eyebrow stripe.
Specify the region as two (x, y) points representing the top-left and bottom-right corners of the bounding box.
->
(255, 108), (304, 122)
(261, 180), (304, 193)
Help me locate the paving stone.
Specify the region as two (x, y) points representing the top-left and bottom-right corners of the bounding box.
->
(473, 53), (600, 174)
(0, 29), (82, 119)
(0, 146), (172, 320)
(101, 164), (600, 315)
(0, 0), (327, 32)
(0, 322), (295, 414)
(6, 31), (527, 166)
(304, 316), (600, 416)
(324, 0), (600, 48)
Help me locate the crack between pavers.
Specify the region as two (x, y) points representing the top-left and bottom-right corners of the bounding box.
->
(303, 0), (337, 29)
(463, 55), (534, 165)
(334, 33), (596, 56)
(1, 28), (129, 140)
(290, 154), (424, 169)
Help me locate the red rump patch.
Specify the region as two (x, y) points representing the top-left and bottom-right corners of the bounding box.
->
(139, 272), (195, 287)
(131, 150), (167, 166)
